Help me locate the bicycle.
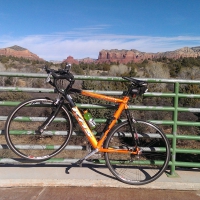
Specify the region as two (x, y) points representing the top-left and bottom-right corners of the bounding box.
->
(5, 64), (170, 185)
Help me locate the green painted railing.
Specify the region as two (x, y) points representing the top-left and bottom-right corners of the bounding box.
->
(0, 72), (200, 176)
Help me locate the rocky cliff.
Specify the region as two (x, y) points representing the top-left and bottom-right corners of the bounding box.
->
(0, 45), (44, 61)
(1, 45), (200, 64)
(63, 56), (79, 64)
(97, 47), (200, 64)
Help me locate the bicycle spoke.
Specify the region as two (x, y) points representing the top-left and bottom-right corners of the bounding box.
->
(105, 120), (170, 185)
(5, 98), (72, 161)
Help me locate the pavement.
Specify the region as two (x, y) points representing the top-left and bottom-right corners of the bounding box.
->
(0, 162), (200, 191)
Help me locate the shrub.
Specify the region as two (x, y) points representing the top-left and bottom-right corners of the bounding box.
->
(0, 92), (32, 101)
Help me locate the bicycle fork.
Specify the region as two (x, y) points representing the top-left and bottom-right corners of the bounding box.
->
(36, 97), (65, 134)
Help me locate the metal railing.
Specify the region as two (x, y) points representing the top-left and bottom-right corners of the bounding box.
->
(0, 72), (200, 176)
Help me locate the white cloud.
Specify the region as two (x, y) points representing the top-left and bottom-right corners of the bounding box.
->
(1, 31), (200, 61)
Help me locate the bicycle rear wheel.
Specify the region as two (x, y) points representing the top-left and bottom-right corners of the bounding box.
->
(104, 120), (170, 185)
(5, 97), (73, 161)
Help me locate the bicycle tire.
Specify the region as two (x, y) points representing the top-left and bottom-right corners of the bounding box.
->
(104, 120), (170, 185)
(5, 97), (73, 161)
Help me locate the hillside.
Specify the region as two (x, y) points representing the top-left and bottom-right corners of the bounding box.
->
(0, 45), (44, 61)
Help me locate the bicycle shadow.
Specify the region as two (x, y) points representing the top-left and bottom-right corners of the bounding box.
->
(1, 158), (116, 180)
(1, 159), (174, 183)
(65, 162), (116, 180)
(64, 161), (153, 182)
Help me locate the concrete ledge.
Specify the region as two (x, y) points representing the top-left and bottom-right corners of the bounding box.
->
(0, 164), (199, 190)
(1, 179), (200, 191)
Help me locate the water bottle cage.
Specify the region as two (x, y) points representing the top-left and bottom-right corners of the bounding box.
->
(88, 118), (96, 128)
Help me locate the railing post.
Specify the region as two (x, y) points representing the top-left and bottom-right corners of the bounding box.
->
(170, 82), (179, 176)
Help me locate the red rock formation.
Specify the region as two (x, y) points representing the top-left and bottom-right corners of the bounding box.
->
(0, 45), (44, 61)
(63, 56), (79, 64)
(98, 49), (154, 63)
(4, 45), (199, 64)
(97, 47), (200, 64)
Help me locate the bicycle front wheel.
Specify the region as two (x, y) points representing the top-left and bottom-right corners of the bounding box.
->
(5, 97), (73, 161)
(104, 120), (170, 185)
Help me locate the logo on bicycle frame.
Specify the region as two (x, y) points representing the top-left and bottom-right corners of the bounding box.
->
(72, 107), (93, 138)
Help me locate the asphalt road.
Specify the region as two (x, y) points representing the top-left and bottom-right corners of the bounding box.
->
(0, 186), (200, 200)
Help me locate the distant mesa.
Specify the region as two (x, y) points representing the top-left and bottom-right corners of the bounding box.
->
(1, 45), (200, 64)
(78, 57), (96, 63)
(0, 45), (44, 61)
(63, 46), (200, 65)
(63, 56), (96, 64)
(97, 47), (200, 64)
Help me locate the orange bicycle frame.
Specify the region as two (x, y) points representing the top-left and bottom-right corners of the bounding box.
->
(71, 90), (138, 155)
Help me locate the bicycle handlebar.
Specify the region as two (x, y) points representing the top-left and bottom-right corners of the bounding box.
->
(44, 65), (147, 97)
(45, 65), (74, 82)
(44, 65), (75, 95)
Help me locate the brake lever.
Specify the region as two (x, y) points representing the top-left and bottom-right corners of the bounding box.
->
(46, 73), (51, 83)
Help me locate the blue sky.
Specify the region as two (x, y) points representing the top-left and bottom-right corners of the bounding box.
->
(0, 0), (200, 61)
